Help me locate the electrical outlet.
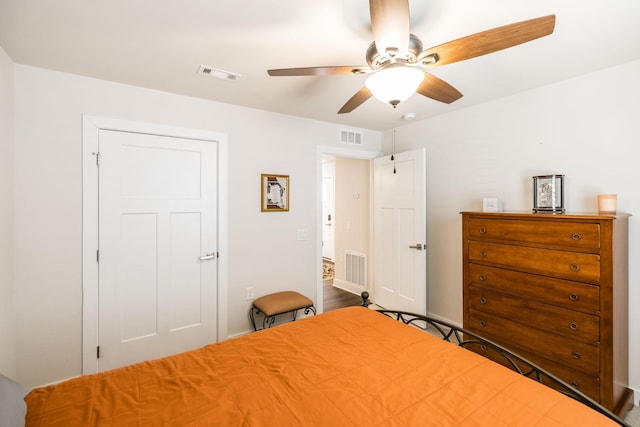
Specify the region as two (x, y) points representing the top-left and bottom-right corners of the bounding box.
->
(246, 287), (254, 301)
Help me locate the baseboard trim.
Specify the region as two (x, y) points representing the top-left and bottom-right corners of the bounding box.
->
(332, 279), (363, 295)
(615, 387), (635, 417)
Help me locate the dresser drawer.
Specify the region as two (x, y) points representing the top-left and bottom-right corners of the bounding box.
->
(470, 342), (600, 402)
(468, 285), (599, 343)
(467, 264), (599, 314)
(467, 217), (600, 250)
(467, 309), (600, 374)
(468, 241), (601, 284)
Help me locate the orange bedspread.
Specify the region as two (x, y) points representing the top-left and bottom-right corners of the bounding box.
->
(26, 307), (619, 426)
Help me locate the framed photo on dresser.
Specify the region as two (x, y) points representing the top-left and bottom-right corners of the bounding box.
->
(533, 174), (565, 213)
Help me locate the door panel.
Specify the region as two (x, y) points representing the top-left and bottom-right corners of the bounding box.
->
(98, 130), (217, 371)
(373, 148), (427, 314)
(119, 212), (158, 342)
(379, 208), (395, 294)
(398, 208), (418, 301)
(169, 212), (204, 331)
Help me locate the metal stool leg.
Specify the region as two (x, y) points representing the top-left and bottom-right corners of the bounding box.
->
(249, 305), (260, 331)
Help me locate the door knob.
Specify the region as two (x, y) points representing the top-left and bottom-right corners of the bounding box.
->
(409, 243), (424, 250)
(199, 252), (216, 261)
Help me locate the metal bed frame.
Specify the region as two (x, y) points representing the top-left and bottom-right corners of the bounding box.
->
(360, 292), (629, 426)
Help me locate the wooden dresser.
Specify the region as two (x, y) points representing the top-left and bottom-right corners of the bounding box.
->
(461, 211), (631, 415)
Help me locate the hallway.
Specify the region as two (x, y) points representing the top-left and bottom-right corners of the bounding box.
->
(323, 278), (362, 312)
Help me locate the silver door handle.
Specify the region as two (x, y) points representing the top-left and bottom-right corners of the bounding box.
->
(409, 244), (424, 250)
(199, 252), (216, 261)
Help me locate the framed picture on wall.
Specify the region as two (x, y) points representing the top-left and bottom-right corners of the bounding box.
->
(533, 174), (565, 213)
(261, 174), (289, 212)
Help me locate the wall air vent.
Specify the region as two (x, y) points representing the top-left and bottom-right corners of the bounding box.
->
(339, 129), (363, 146)
(345, 251), (366, 288)
(196, 65), (241, 82)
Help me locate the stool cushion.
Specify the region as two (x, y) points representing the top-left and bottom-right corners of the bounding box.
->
(253, 291), (314, 316)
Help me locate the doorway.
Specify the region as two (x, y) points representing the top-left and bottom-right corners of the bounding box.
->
(319, 151), (374, 312)
(316, 146), (427, 315)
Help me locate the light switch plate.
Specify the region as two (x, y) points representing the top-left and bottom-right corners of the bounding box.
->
(297, 229), (308, 241)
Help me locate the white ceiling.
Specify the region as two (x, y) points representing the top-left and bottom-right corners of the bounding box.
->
(1, 0), (639, 131)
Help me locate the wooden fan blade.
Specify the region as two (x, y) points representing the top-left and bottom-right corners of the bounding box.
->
(338, 87), (372, 114)
(267, 66), (369, 76)
(421, 15), (556, 67)
(369, 0), (410, 54)
(416, 73), (463, 104)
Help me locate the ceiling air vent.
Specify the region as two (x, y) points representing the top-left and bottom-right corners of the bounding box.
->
(339, 129), (363, 146)
(196, 65), (241, 82)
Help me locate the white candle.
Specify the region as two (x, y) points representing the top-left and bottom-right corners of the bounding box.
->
(598, 194), (617, 213)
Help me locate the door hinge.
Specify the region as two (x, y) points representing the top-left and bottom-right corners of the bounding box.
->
(92, 151), (100, 166)
(96, 249), (99, 262)
(97, 346), (100, 359)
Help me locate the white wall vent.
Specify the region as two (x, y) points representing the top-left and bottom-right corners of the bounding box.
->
(196, 65), (241, 82)
(345, 251), (366, 287)
(339, 129), (363, 146)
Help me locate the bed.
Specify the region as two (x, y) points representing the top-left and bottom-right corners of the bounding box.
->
(24, 306), (627, 426)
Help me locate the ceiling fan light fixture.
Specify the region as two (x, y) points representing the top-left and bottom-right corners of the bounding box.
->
(365, 66), (424, 107)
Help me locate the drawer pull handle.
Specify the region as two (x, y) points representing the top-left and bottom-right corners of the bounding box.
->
(572, 351), (581, 360)
(479, 227), (487, 234)
(479, 321), (486, 327)
(571, 233), (582, 241)
(570, 264), (580, 272)
(480, 298), (487, 304)
(570, 380), (580, 389)
(479, 275), (486, 281)
(569, 322), (578, 331)
(480, 251), (487, 258)
(569, 293), (579, 301)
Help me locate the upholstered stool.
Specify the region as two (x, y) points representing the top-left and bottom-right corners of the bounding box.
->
(250, 291), (316, 331)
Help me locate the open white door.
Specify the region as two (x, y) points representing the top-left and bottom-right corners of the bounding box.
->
(322, 158), (335, 261)
(373, 148), (427, 314)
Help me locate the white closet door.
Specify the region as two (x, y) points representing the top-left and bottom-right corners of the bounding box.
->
(98, 129), (218, 371)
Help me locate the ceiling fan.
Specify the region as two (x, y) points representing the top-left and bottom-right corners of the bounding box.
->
(267, 0), (555, 114)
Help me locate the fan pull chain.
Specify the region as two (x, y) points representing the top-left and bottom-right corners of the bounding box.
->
(392, 128), (396, 174)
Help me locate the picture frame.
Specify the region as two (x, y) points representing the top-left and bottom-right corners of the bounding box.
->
(533, 174), (565, 213)
(261, 174), (289, 212)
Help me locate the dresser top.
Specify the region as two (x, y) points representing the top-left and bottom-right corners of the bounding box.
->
(460, 211), (630, 220)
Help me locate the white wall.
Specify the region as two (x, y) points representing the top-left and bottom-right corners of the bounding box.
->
(12, 65), (381, 388)
(0, 46), (16, 377)
(333, 157), (370, 293)
(387, 59), (640, 401)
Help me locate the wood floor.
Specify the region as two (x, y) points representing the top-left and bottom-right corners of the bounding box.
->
(323, 279), (362, 312)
